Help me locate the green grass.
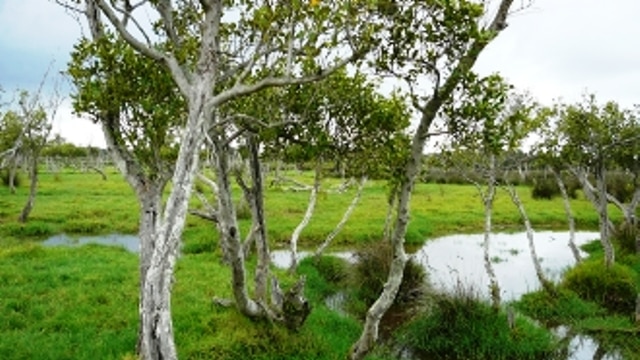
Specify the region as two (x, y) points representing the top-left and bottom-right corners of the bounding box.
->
(0, 168), (615, 249)
(0, 167), (625, 359)
(388, 286), (559, 360)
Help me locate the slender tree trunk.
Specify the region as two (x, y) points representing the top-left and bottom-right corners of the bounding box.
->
(552, 169), (581, 263)
(289, 162), (321, 272)
(572, 167), (615, 233)
(213, 135), (262, 317)
(18, 156), (38, 223)
(482, 154), (501, 310)
(9, 159), (18, 194)
(349, 2), (515, 357)
(247, 135), (270, 302)
(382, 187), (398, 242)
(505, 184), (555, 294)
(595, 161), (615, 268)
(315, 176), (367, 258)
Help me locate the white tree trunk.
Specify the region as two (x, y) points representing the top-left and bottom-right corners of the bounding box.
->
(504, 184), (554, 293)
(314, 176), (366, 258)
(552, 169), (581, 263)
(289, 164), (320, 272)
(482, 154), (501, 310)
(213, 135), (263, 317)
(18, 155), (37, 223)
(595, 161), (615, 268)
(138, 101), (207, 360)
(349, 1), (515, 356)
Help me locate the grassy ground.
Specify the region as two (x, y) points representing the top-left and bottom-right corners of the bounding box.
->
(0, 168), (624, 359)
(0, 168), (617, 248)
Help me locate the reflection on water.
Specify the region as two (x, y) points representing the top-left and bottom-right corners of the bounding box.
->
(416, 231), (599, 301)
(42, 233), (139, 253)
(42, 231), (624, 359)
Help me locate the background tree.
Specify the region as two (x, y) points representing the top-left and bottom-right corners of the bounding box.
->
(0, 85), (58, 222)
(555, 96), (634, 268)
(350, 1), (522, 358)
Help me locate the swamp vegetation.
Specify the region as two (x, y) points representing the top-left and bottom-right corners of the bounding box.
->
(1, 169), (639, 359)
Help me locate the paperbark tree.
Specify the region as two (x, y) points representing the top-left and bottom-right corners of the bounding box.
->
(350, 1), (522, 358)
(63, 1), (378, 358)
(443, 80), (536, 307)
(0, 86), (58, 222)
(553, 96), (636, 268)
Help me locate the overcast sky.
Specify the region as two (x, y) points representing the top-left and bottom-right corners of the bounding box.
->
(1, 0), (639, 148)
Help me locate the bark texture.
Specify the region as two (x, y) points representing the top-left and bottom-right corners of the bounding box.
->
(482, 155), (501, 309)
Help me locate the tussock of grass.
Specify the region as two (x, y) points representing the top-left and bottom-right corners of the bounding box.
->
(393, 285), (558, 360)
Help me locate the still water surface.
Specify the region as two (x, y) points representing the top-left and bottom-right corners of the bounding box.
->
(42, 231), (623, 359)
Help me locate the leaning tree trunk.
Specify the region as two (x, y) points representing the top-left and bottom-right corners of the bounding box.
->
(552, 169), (581, 263)
(504, 183), (555, 294)
(289, 162), (321, 272)
(482, 154), (501, 310)
(18, 155), (38, 223)
(314, 176), (366, 258)
(595, 161), (615, 269)
(137, 90), (210, 360)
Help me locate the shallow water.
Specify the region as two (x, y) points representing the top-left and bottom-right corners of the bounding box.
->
(41, 231), (624, 359)
(415, 231), (600, 301)
(42, 233), (140, 253)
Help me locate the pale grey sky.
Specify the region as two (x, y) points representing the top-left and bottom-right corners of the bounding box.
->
(1, 0), (639, 147)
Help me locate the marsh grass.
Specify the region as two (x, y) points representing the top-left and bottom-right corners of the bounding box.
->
(0, 168), (615, 249)
(391, 283), (559, 360)
(0, 244), (364, 360)
(514, 240), (640, 360)
(0, 168), (622, 359)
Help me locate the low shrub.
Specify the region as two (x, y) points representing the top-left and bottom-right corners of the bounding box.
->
(531, 176), (559, 200)
(562, 260), (638, 314)
(314, 255), (350, 285)
(396, 283), (558, 360)
(351, 241), (427, 312)
(1, 169), (22, 188)
(515, 287), (604, 325)
(613, 220), (639, 254)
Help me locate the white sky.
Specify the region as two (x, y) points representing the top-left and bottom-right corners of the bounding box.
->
(1, 0), (639, 148)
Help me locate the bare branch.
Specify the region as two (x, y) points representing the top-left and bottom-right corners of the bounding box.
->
(211, 52), (364, 107)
